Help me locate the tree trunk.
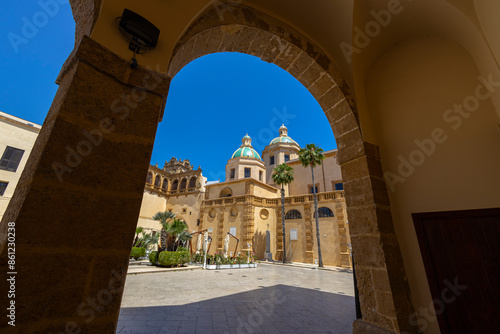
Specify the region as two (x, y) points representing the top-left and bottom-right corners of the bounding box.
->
(311, 164), (323, 267)
(167, 234), (176, 251)
(160, 229), (167, 252)
(281, 186), (286, 264)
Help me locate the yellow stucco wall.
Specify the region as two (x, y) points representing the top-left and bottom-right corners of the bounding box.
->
(366, 37), (500, 334)
(136, 192), (166, 231)
(0, 112), (40, 221)
(166, 192), (205, 232)
(288, 152), (342, 195)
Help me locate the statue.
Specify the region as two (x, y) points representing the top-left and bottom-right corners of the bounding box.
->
(223, 233), (230, 258)
(202, 231), (209, 253)
(196, 233), (203, 253)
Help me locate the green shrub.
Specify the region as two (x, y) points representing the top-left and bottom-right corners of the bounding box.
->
(130, 247), (146, 260)
(158, 250), (191, 267)
(149, 251), (159, 264)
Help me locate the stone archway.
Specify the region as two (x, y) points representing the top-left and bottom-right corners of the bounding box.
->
(219, 187), (233, 198)
(0, 2), (417, 334)
(166, 5), (417, 334)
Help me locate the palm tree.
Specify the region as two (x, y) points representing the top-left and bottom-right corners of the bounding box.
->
(152, 211), (176, 252)
(164, 218), (189, 251)
(272, 163), (294, 264)
(177, 230), (193, 249)
(299, 143), (325, 267)
(133, 226), (144, 247)
(133, 230), (159, 250)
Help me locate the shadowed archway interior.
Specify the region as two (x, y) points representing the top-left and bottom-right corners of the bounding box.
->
(0, 2), (418, 334)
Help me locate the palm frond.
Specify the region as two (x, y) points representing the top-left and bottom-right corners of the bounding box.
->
(272, 163), (294, 186)
(298, 143), (325, 168)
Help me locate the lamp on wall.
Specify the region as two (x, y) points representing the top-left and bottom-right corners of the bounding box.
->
(117, 9), (160, 68)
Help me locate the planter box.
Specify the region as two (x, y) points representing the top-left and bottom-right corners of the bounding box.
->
(204, 263), (257, 270)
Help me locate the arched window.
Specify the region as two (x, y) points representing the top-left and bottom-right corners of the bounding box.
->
(314, 207), (335, 218)
(172, 179), (179, 191)
(285, 209), (302, 219)
(219, 187), (233, 198)
(180, 178), (187, 189)
(188, 177), (196, 189)
(162, 178), (168, 189)
(146, 172), (153, 184)
(154, 174), (161, 187)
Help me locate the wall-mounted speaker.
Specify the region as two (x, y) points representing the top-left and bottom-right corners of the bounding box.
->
(119, 9), (160, 49)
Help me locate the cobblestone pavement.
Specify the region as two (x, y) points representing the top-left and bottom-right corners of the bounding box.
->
(117, 263), (355, 334)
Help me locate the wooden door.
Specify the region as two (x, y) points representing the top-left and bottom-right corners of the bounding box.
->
(413, 208), (500, 333)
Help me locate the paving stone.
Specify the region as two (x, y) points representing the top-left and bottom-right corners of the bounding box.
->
(117, 264), (355, 334)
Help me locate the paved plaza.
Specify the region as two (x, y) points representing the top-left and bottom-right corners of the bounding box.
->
(117, 263), (355, 334)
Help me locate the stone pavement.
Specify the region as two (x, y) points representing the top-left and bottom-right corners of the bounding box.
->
(127, 261), (202, 275)
(117, 263), (356, 333)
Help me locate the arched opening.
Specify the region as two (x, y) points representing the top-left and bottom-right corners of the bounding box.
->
(179, 178), (187, 190)
(219, 187), (233, 198)
(160, 7), (414, 332)
(188, 177), (196, 189)
(171, 179), (179, 191)
(146, 172), (153, 184)
(285, 209), (302, 220)
(314, 207), (335, 218)
(162, 178), (168, 190)
(154, 174), (161, 187)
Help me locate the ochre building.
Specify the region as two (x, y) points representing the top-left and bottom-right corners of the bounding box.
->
(139, 125), (351, 267)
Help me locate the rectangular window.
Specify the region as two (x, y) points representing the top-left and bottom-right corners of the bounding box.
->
(309, 186), (318, 194)
(270, 156), (275, 165)
(230, 168), (235, 179)
(284, 154), (290, 162)
(335, 183), (344, 190)
(0, 182), (8, 196)
(0, 146), (25, 172)
(244, 168), (251, 178)
(259, 171), (263, 181)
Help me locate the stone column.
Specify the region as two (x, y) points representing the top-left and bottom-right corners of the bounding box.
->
(303, 204), (314, 263)
(216, 208), (225, 251)
(337, 142), (418, 334)
(242, 199), (255, 252)
(0, 36), (168, 333)
(335, 200), (351, 268)
(274, 207), (284, 261)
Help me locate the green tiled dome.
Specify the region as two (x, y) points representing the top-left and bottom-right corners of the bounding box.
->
(270, 136), (298, 145)
(232, 147), (261, 160)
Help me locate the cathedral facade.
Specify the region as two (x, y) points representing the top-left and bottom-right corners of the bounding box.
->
(139, 125), (351, 268)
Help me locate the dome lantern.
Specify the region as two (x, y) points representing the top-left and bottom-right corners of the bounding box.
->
(231, 134), (262, 160)
(279, 124), (288, 137)
(269, 125), (299, 146)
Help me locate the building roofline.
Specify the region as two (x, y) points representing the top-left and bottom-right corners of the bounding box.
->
(0, 111), (42, 132)
(205, 177), (279, 193)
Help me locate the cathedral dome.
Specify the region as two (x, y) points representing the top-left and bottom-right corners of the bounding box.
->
(269, 136), (298, 145)
(269, 124), (298, 145)
(232, 147), (261, 160)
(231, 134), (262, 160)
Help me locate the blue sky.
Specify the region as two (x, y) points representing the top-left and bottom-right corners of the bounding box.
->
(1, 1), (336, 182)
